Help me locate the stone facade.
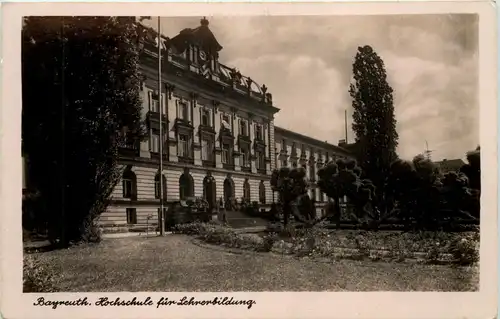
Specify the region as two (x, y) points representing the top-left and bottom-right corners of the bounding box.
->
(274, 127), (353, 218)
(100, 18), (353, 226)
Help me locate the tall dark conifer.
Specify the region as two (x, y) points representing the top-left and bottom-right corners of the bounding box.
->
(349, 45), (399, 209)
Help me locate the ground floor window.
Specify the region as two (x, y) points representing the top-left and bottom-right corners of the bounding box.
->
(259, 181), (266, 204)
(126, 208), (137, 224)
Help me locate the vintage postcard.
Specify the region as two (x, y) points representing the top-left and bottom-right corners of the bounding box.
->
(1, 1), (497, 319)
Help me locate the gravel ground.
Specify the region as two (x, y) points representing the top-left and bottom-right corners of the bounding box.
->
(29, 234), (478, 292)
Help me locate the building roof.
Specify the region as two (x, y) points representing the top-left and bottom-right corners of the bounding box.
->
(138, 17), (275, 109)
(434, 158), (465, 172)
(274, 126), (352, 156)
(169, 17), (223, 54)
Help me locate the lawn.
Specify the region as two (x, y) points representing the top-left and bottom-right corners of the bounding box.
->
(27, 234), (478, 292)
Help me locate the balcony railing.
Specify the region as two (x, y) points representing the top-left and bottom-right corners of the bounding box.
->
(241, 165), (251, 173)
(202, 160), (216, 168)
(178, 156), (194, 165)
(257, 168), (267, 175)
(150, 152), (167, 161)
(118, 146), (140, 157)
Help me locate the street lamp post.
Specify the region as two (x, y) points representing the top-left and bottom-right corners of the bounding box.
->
(157, 16), (165, 236)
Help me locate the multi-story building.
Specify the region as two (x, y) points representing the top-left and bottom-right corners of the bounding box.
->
(274, 127), (353, 217)
(101, 18), (279, 227)
(72, 17), (353, 227)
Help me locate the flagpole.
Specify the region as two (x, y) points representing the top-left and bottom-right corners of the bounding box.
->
(158, 16), (165, 236)
(344, 110), (348, 144)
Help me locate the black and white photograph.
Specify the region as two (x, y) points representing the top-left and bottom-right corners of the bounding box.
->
(1, 2), (497, 319)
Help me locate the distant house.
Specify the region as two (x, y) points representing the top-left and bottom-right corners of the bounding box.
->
(434, 158), (465, 173)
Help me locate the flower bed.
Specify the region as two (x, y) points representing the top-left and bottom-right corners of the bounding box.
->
(174, 222), (479, 265)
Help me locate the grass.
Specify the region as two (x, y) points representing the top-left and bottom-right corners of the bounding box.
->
(27, 234), (478, 292)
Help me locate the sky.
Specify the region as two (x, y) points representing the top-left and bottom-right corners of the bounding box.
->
(144, 15), (479, 161)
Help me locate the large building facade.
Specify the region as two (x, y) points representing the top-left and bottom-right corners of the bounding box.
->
(274, 127), (353, 217)
(99, 18), (353, 227)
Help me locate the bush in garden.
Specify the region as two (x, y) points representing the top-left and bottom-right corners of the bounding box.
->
(387, 155), (442, 230)
(23, 254), (58, 292)
(317, 158), (377, 229)
(270, 167), (309, 227)
(460, 146), (480, 192)
(448, 235), (479, 265)
(439, 171), (480, 225)
(261, 232), (279, 252)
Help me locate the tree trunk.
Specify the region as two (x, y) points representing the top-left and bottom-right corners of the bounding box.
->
(334, 197), (341, 229)
(283, 202), (290, 227)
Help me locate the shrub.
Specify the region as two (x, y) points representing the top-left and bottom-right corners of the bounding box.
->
(261, 232), (278, 252)
(80, 220), (102, 243)
(23, 254), (58, 292)
(448, 235), (479, 265)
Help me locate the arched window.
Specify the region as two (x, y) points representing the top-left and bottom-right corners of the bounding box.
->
(122, 167), (137, 199)
(155, 172), (167, 199)
(203, 175), (217, 209)
(224, 177), (234, 204)
(259, 180), (266, 204)
(179, 173), (194, 200)
(243, 179), (251, 202)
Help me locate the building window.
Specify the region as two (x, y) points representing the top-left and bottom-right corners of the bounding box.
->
(243, 179), (251, 202)
(179, 173), (194, 200)
(149, 92), (160, 113)
(222, 143), (231, 164)
(259, 181), (266, 204)
(154, 173), (166, 199)
(122, 169), (136, 199)
(282, 139), (286, 151)
(221, 114), (231, 130)
(256, 151), (265, 170)
(281, 159), (288, 168)
(201, 108), (211, 126)
(241, 147), (250, 167)
(239, 119), (248, 136)
(150, 133), (160, 153)
(126, 208), (137, 224)
(309, 164), (316, 180)
(319, 191), (324, 202)
(255, 124), (263, 140)
(201, 138), (213, 161)
(178, 134), (191, 158)
(311, 189), (317, 201)
(178, 101), (189, 121)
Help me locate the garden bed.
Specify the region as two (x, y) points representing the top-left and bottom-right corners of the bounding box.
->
(173, 222), (479, 265)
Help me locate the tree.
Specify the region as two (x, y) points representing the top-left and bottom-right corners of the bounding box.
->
(387, 155), (442, 230)
(22, 17), (146, 246)
(317, 158), (377, 229)
(439, 171), (479, 224)
(270, 167), (308, 227)
(460, 146), (480, 191)
(349, 45), (399, 214)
